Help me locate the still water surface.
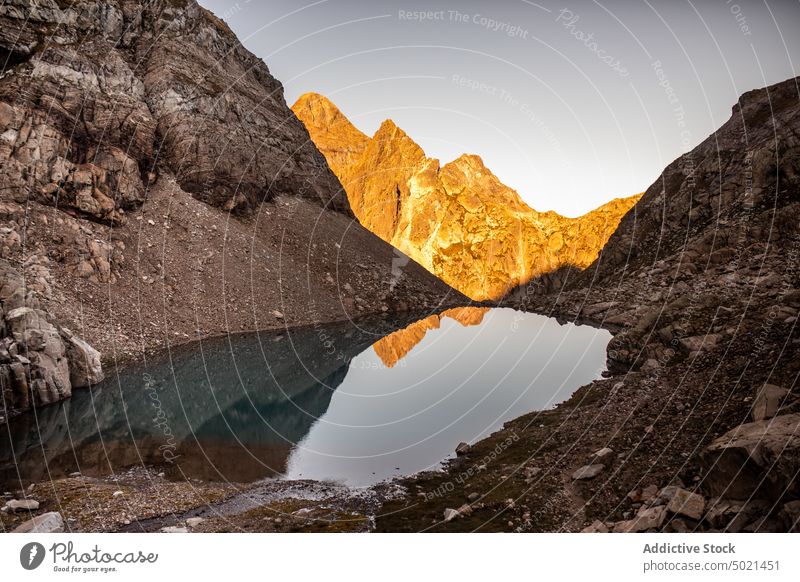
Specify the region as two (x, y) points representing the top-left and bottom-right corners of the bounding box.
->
(0, 308), (610, 488)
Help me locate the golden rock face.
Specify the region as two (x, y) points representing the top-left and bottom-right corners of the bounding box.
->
(293, 93), (641, 300)
(372, 307), (490, 368)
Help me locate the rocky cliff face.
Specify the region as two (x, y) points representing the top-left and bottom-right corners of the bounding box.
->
(0, 261), (103, 421)
(293, 93), (641, 300)
(0, 0), (347, 217)
(0, 0), (464, 421)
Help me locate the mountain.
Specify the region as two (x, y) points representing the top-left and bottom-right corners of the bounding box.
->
(292, 93), (641, 300)
(0, 0), (465, 420)
(378, 76), (800, 532)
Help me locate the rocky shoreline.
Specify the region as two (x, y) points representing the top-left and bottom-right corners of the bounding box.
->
(1, 279), (796, 533)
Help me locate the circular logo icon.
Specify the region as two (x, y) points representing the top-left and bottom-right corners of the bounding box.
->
(20, 542), (46, 570)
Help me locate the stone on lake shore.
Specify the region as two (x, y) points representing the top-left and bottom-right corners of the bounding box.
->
(13, 512), (64, 533)
(455, 442), (471, 456)
(7, 499), (39, 512)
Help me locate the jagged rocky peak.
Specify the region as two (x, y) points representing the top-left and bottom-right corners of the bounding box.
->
(0, 0), (349, 218)
(293, 92), (641, 300)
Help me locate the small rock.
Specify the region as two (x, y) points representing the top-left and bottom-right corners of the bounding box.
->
(571, 464), (605, 480)
(613, 506), (667, 532)
(7, 499), (39, 512)
(160, 526), (188, 533)
(271, 310), (284, 319)
(112, 491), (124, 497)
(443, 508), (460, 522)
(456, 504), (473, 517)
(667, 488), (706, 520)
(523, 466), (542, 483)
(752, 384), (789, 422)
(455, 442), (471, 456)
(13, 512), (64, 533)
(467, 492), (479, 502)
(591, 446), (614, 458)
(186, 517), (205, 528)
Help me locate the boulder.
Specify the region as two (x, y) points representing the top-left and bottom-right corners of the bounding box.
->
(700, 414), (800, 500)
(7, 498), (39, 512)
(455, 442), (471, 456)
(12, 512), (64, 533)
(572, 464), (605, 480)
(62, 330), (104, 387)
(752, 384), (789, 422)
(666, 488), (706, 520)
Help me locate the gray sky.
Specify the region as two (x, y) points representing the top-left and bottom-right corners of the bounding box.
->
(199, 0), (800, 216)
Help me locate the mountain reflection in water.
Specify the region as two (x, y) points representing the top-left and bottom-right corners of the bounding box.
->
(0, 308), (610, 488)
